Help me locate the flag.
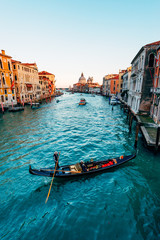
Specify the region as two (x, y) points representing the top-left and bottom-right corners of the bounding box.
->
(11, 80), (14, 91)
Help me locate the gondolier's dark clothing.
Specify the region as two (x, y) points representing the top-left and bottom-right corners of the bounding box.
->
(53, 153), (60, 169)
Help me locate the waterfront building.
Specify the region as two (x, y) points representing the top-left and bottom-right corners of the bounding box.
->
(12, 61), (40, 103)
(121, 67), (132, 103)
(0, 50), (17, 108)
(150, 45), (160, 123)
(87, 77), (93, 84)
(86, 82), (101, 94)
(110, 75), (119, 95)
(128, 41), (160, 114)
(102, 74), (118, 96)
(73, 73), (101, 93)
(38, 71), (56, 97)
(78, 73), (86, 84)
(117, 70), (126, 97)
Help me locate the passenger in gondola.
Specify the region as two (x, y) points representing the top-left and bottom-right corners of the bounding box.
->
(53, 152), (60, 169)
(80, 160), (88, 172)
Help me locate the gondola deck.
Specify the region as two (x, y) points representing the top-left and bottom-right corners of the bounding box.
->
(29, 154), (136, 179)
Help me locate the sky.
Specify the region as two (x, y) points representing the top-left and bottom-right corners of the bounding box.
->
(1, 0), (160, 87)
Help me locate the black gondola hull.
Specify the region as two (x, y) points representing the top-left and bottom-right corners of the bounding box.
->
(29, 154), (136, 179)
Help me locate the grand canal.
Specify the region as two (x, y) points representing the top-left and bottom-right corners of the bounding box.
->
(0, 93), (160, 240)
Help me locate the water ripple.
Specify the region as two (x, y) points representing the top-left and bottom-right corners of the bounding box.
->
(0, 93), (160, 240)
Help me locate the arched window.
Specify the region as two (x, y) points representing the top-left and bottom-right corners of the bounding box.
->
(148, 53), (155, 68)
(1, 95), (4, 102)
(2, 74), (5, 85)
(8, 61), (11, 70)
(0, 59), (3, 69)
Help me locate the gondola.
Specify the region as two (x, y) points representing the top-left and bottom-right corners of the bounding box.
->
(8, 106), (24, 112)
(31, 103), (40, 109)
(29, 153), (136, 179)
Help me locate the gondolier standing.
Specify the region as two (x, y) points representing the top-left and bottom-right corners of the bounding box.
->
(53, 151), (60, 169)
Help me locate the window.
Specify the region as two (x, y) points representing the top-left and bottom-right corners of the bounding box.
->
(5, 96), (8, 101)
(18, 65), (20, 69)
(8, 61), (11, 70)
(2, 75), (5, 85)
(148, 53), (154, 68)
(5, 89), (7, 94)
(1, 95), (4, 102)
(0, 59), (3, 69)
(13, 65), (16, 69)
(12, 89), (14, 94)
(15, 75), (17, 81)
(13, 96), (15, 100)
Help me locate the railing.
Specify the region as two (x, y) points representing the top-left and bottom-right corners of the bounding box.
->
(150, 87), (160, 94)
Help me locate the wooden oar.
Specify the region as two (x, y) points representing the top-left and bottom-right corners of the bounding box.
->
(45, 152), (60, 204)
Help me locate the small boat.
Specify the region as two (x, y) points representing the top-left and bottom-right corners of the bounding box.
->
(110, 97), (117, 105)
(31, 103), (40, 109)
(8, 106), (24, 112)
(56, 100), (60, 103)
(29, 153), (136, 179)
(79, 98), (86, 105)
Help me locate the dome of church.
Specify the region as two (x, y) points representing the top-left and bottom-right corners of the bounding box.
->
(79, 73), (86, 84)
(87, 77), (93, 84)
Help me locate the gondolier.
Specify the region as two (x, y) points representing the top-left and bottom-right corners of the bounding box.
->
(53, 152), (60, 169)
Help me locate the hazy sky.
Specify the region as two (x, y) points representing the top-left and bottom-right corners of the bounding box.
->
(1, 0), (160, 87)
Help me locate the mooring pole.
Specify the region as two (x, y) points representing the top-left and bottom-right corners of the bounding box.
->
(127, 108), (129, 120)
(155, 126), (160, 151)
(129, 115), (133, 133)
(134, 122), (140, 148)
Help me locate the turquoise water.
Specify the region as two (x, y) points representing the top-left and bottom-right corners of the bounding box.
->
(0, 93), (160, 240)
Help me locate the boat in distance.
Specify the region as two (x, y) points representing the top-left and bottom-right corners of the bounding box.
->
(79, 98), (86, 105)
(29, 153), (136, 179)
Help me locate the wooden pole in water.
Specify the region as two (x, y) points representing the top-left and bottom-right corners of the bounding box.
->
(155, 126), (160, 151)
(129, 115), (133, 133)
(127, 108), (129, 120)
(134, 122), (140, 148)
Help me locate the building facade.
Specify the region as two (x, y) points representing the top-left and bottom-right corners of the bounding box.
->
(117, 70), (126, 94)
(121, 67), (132, 103)
(38, 71), (56, 97)
(150, 45), (160, 123)
(128, 41), (160, 114)
(110, 75), (119, 95)
(102, 74), (118, 96)
(0, 50), (17, 108)
(12, 61), (40, 103)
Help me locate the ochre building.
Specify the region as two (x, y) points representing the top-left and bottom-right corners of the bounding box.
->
(0, 50), (17, 108)
(12, 61), (40, 103)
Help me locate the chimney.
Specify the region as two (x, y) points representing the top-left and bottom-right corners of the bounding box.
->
(1, 50), (5, 55)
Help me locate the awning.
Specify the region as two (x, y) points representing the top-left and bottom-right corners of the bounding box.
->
(26, 84), (32, 88)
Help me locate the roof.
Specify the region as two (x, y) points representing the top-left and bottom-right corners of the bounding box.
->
(110, 75), (119, 80)
(0, 53), (12, 58)
(11, 59), (21, 64)
(22, 63), (36, 66)
(144, 41), (160, 47)
(39, 71), (55, 76)
(131, 40), (160, 64)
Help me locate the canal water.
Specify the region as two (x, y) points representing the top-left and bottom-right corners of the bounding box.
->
(0, 93), (160, 240)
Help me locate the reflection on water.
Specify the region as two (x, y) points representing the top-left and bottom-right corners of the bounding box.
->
(0, 93), (160, 240)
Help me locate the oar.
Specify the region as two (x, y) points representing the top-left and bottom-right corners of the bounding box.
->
(45, 152), (60, 204)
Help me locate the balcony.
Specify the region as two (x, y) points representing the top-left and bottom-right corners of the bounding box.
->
(150, 87), (160, 94)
